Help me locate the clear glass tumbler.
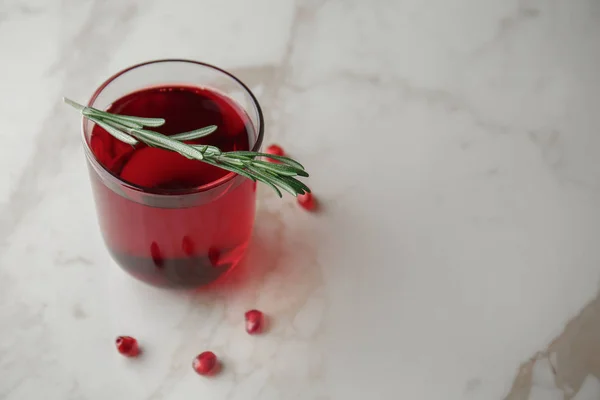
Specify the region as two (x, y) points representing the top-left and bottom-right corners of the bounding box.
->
(82, 60), (264, 288)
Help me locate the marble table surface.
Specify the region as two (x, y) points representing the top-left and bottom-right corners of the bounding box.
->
(1, 0), (600, 399)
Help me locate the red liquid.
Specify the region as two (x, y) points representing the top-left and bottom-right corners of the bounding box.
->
(87, 86), (256, 288)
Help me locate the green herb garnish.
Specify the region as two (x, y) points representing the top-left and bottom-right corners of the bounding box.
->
(64, 97), (309, 197)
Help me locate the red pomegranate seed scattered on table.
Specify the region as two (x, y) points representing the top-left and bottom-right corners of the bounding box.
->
(192, 351), (218, 376)
(244, 309), (265, 334)
(115, 336), (140, 357)
(266, 144), (285, 157)
(297, 192), (316, 211)
(265, 144), (285, 163)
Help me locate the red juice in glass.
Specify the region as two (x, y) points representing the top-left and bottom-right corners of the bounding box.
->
(82, 61), (264, 288)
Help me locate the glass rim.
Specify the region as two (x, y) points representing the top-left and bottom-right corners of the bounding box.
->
(81, 59), (265, 196)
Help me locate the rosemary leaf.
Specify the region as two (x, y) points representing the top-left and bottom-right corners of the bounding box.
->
(217, 157), (245, 167)
(83, 108), (144, 129)
(247, 166), (297, 196)
(64, 97), (165, 127)
(130, 129), (205, 160)
(280, 175), (311, 194)
(87, 107), (165, 127)
(96, 118), (138, 135)
(242, 168), (283, 197)
(86, 116), (138, 145)
(251, 160), (309, 177)
(170, 125), (217, 141)
(225, 151), (305, 170)
(191, 146), (222, 157)
(201, 158), (256, 181)
(63, 97), (85, 111)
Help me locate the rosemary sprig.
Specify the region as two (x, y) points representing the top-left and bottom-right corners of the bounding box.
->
(64, 97), (310, 197)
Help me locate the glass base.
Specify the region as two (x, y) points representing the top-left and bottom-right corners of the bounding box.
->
(108, 241), (249, 289)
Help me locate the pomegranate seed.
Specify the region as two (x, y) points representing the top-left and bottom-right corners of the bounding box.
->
(150, 242), (164, 268)
(297, 192), (316, 211)
(265, 144), (285, 163)
(181, 236), (194, 256)
(115, 336), (139, 357)
(266, 144), (285, 157)
(192, 351), (218, 376)
(245, 309), (265, 334)
(208, 246), (220, 267)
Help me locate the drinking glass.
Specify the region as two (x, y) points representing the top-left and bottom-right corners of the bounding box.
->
(82, 60), (264, 288)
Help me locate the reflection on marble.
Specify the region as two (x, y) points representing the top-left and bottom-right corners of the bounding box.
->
(1, 0), (600, 399)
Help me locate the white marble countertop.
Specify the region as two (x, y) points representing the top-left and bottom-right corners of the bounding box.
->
(2, 0), (600, 399)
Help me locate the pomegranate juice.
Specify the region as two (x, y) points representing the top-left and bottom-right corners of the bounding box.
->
(87, 86), (256, 288)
